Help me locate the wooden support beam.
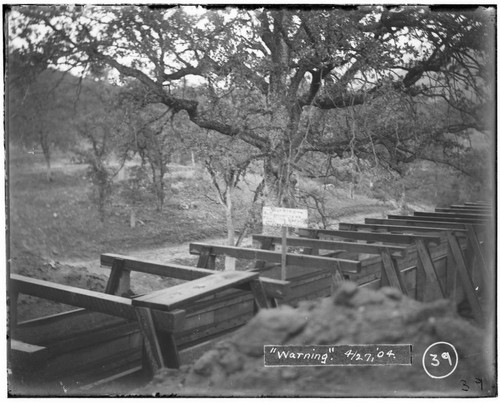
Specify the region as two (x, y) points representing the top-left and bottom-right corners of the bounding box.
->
(255, 237), (274, 269)
(240, 276), (290, 300)
(104, 258), (129, 296)
(450, 204), (492, 210)
(11, 274), (137, 320)
(387, 214), (487, 225)
(339, 222), (467, 236)
(446, 233), (484, 323)
(297, 228), (441, 245)
(466, 224), (492, 281)
(132, 271), (259, 311)
(101, 253), (288, 300)
(10, 274), (184, 333)
(249, 279), (270, 310)
(331, 262), (346, 293)
(101, 254), (215, 281)
(253, 234), (408, 256)
(414, 211), (491, 220)
(437, 207), (491, 214)
(134, 307), (166, 372)
(380, 249), (407, 295)
(415, 239), (445, 299)
(189, 243), (361, 273)
(157, 332), (180, 369)
(365, 218), (468, 230)
(197, 247), (216, 270)
(446, 243), (458, 303)
(415, 259), (426, 302)
(9, 340), (49, 370)
(9, 289), (18, 330)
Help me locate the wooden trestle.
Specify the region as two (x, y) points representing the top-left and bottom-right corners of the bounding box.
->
(8, 202), (494, 393)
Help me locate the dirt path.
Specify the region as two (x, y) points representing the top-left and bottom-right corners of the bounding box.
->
(60, 236), (254, 279)
(59, 203), (426, 280)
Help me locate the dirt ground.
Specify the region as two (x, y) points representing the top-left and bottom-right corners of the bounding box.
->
(14, 148), (492, 399)
(9, 147), (421, 321)
(136, 282), (496, 397)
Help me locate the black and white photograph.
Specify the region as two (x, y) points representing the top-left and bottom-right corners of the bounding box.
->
(4, 3), (497, 397)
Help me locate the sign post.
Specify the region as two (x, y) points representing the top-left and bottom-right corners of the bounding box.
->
(262, 207), (308, 280)
(281, 226), (287, 281)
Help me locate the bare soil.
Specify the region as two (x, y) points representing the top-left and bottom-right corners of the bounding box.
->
(136, 283), (496, 397)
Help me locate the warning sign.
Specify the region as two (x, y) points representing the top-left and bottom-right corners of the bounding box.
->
(262, 207), (308, 228)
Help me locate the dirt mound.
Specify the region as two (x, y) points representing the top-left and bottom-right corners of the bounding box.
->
(10, 243), (108, 321)
(137, 283), (495, 397)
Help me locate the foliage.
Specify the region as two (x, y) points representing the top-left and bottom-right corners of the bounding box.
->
(72, 81), (129, 221)
(7, 59), (79, 180)
(8, 5), (495, 208)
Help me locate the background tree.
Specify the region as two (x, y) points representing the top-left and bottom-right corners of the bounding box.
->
(73, 82), (129, 222)
(8, 54), (77, 181)
(9, 6), (495, 208)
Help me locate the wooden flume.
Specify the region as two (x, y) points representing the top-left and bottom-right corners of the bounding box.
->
(9, 202), (493, 393)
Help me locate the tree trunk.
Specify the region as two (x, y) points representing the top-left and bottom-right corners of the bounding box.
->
(98, 186), (106, 223)
(263, 155), (298, 208)
(39, 130), (52, 182)
(224, 187), (236, 271)
(130, 208), (136, 228)
(45, 156), (52, 182)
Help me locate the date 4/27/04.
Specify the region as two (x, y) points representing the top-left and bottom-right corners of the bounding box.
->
(264, 344), (412, 367)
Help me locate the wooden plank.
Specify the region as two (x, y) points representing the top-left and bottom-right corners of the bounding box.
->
(10, 340), (48, 369)
(239, 277), (290, 299)
(182, 298), (254, 332)
(102, 253), (287, 299)
(339, 222), (467, 236)
(101, 253), (215, 281)
(437, 207), (491, 214)
(104, 258), (127, 295)
(380, 249), (407, 295)
(176, 315), (252, 349)
(249, 279), (270, 310)
(388, 214), (487, 225)
(14, 309), (124, 344)
(414, 211), (491, 219)
(466, 224), (492, 280)
(182, 289), (252, 315)
(157, 331), (180, 369)
(450, 204), (492, 210)
(79, 365), (143, 391)
(11, 275), (184, 333)
(253, 234), (408, 256)
(44, 332), (141, 377)
(197, 247), (216, 270)
(464, 201), (492, 206)
(134, 307), (165, 371)
(415, 259), (426, 301)
(133, 271), (259, 311)
(11, 274), (137, 321)
(297, 228), (441, 245)
(415, 239), (445, 299)
(190, 243), (361, 273)
(255, 237), (274, 269)
(365, 218), (468, 230)
(447, 232), (484, 323)
(446, 243), (458, 302)
(10, 289), (18, 328)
